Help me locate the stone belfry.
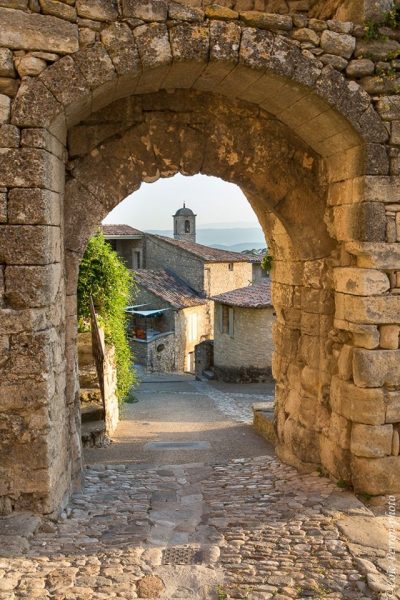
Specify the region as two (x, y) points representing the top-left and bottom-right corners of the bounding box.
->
(173, 203), (196, 243)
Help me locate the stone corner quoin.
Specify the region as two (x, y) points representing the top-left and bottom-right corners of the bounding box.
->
(0, 0), (400, 514)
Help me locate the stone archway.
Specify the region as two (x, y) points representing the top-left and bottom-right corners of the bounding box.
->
(1, 5), (399, 515)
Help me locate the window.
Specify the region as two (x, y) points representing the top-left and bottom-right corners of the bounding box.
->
(221, 304), (234, 336)
(185, 219), (191, 233)
(133, 251), (141, 269)
(228, 263), (234, 271)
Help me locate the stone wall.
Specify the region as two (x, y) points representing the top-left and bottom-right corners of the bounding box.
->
(132, 332), (176, 372)
(206, 262), (253, 296)
(174, 304), (212, 371)
(1, 0), (400, 512)
(144, 236), (205, 295)
(213, 303), (275, 370)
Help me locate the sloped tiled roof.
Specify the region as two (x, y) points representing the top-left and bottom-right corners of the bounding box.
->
(101, 224), (143, 237)
(135, 269), (206, 309)
(151, 235), (250, 263)
(211, 280), (272, 308)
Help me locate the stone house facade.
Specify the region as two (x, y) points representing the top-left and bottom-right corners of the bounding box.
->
(2, 0), (400, 513)
(102, 224), (144, 269)
(212, 280), (274, 382)
(130, 269), (210, 372)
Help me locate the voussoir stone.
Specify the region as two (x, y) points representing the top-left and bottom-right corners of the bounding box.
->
(133, 24), (172, 69)
(169, 23), (209, 62)
(0, 7), (78, 53)
(73, 44), (116, 89)
(100, 23), (141, 76)
(40, 55), (90, 106)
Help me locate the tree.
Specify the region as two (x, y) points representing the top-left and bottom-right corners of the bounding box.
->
(77, 232), (137, 401)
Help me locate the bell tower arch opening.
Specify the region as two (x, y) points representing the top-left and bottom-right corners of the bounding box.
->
(173, 203), (197, 243)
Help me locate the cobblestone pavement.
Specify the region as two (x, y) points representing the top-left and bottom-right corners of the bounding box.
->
(0, 373), (399, 599)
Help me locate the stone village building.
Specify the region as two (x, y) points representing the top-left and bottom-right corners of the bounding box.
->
(102, 206), (262, 373)
(212, 279), (274, 382)
(2, 0), (400, 514)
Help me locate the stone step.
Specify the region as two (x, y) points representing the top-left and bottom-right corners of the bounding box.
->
(80, 387), (101, 404)
(202, 369), (215, 380)
(81, 403), (104, 423)
(81, 420), (106, 448)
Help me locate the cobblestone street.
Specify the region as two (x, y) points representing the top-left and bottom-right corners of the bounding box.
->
(0, 373), (398, 599)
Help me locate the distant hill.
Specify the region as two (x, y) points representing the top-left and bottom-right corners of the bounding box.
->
(147, 227), (266, 251)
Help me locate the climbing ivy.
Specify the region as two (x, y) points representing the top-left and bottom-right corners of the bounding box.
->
(261, 249), (273, 274)
(364, 7), (400, 40)
(77, 232), (137, 402)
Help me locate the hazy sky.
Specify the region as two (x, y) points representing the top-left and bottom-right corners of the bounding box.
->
(103, 174), (260, 230)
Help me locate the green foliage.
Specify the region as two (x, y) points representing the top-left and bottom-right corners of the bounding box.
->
(77, 232), (137, 402)
(364, 8), (400, 40)
(261, 250), (273, 273)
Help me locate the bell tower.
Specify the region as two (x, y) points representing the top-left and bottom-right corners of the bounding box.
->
(173, 203), (196, 243)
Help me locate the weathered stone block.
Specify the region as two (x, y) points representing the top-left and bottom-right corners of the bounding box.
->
(100, 23), (141, 76)
(328, 411), (351, 450)
(338, 344), (353, 381)
(0, 49), (15, 78)
(15, 55), (47, 78)
(292, 27), (320, 45)
(321, 30), (355, 58)
(0, 225), (61, 265)
(346, 241), (400, 269)
(351, 423), (393, 458)
(0, 77), (19, 98)
(333, 267), (390, 296)
(346, 58), (374, 78)
(169, 23), (209, 63)
(40, 55), (90, 107)
(5, 264), (61, 309)
(39, 0), (77, 22)
(352, 455), (400, 494)
(335, 292), (400, 325)
(21, 128), (65, 161)
(122, 0), (167, 20)
(133, 23), (172, 69)
(353, 348), (400, 388)
(240, 11), (292, 30)
(7, 188), (60, 226)
(209, 20), (241, 64)
(205, 5), (238, 19)
(0, 148), (64, 192)
(168, 2), (204, 21)
(376, 96), (400, 121)
(76, 0), (118, 21)
(332, 203), (386, 242)
(386, 391), (400, 424)
(0, 95), (11, 124)
(0, 192), (6, 224)
(330, 376), (385, 425)
(11, 77), (61, 128)
(73, 44), (116, 89)
(0, 124), (20, 148)
(0, 7), (78, 53)
(379, 324), (400, 350)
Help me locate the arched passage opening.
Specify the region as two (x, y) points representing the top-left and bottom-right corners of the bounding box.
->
(2, 19), (397, 516)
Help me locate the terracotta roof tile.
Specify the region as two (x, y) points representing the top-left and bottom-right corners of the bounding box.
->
(135, 269), (206, 309)
(211, 280), (272, 308)
(101, 224), (143, 237)
(152, 235), (250, 263)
